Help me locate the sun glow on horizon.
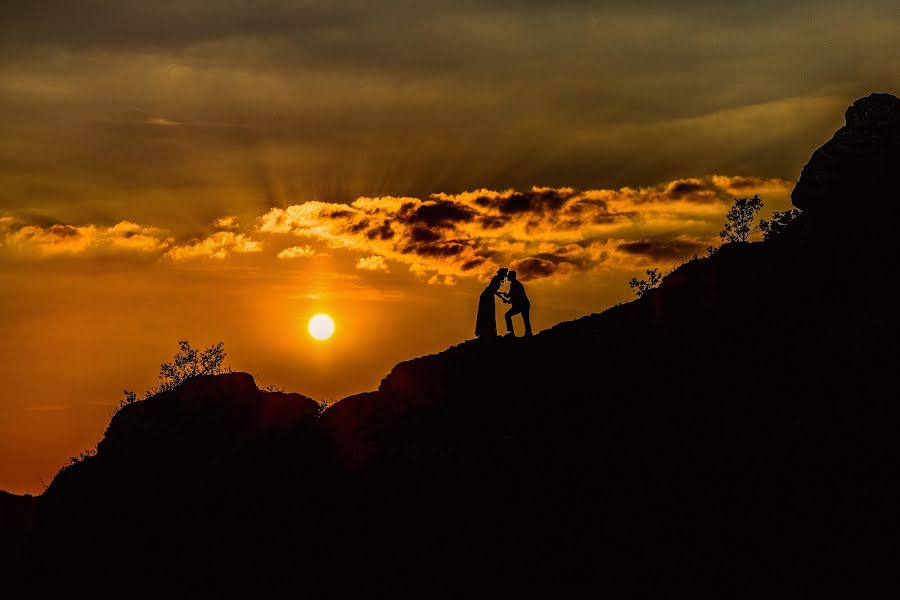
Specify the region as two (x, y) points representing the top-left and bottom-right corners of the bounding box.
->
(307, 313), (336, 341)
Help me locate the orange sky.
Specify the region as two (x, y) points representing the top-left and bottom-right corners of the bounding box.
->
(1, 177), (797, 494)
(2, 0), (899, 494)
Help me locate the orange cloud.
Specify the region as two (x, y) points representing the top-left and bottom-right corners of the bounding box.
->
(355, 255), (390, 272)
(427, 274), (457, 286)
(212, 216), (240, 230)
(164, 232), (262, 261)
(258, 176), (785, 281)
(711, 175), (794, 197)
(0, 217), (172, 256)
(277, 245), (318, 259)
(0, 174), (787, 277)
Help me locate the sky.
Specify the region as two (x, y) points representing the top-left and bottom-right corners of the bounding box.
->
(1, 0), (899, 494)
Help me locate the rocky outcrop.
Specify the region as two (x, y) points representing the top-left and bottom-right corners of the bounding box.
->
(38, 373), (322, 544)
(96, 372), (318, 459)
(793, 93), (900, 219)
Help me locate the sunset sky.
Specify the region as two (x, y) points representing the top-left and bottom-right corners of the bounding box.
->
(2, 1), (899, 494)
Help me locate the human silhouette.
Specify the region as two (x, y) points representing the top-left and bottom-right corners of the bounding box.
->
(475, 267), (508, 338)
(498, 270), (532, 337)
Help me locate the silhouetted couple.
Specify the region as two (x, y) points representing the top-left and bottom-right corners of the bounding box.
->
(475, 267), (532, 339)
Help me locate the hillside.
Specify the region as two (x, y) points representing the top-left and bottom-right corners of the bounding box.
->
(5, 93), (900, 591)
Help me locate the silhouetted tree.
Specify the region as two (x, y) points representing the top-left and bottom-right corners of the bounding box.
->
(315, 398), (334, 418)
(629, 268), (663, 297)
(720, 195), (763, 243)
(121, 341), (230, 407)
(150, 341), (228, 396)
(120, 389), (138, 409)
(760, 209), (802, 241)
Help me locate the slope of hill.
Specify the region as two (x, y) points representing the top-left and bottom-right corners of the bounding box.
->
(5, 93), (900, 591)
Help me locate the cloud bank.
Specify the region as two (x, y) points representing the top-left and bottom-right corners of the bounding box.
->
(1, 175), (792, 279)
(0, 218), (172, 256)
(258, 175), (792, 280)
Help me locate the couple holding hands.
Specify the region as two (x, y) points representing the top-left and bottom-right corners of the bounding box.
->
(475, 267), (533, 339)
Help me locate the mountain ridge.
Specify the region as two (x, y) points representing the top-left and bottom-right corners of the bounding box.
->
(4, 93), (900, 591)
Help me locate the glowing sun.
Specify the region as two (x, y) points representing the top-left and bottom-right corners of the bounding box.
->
(307, 313), (335, 341)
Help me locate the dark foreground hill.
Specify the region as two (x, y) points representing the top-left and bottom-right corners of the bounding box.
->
(5, 94), (900, 591)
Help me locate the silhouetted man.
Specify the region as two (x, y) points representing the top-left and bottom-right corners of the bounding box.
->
(499, 270), (532, 337)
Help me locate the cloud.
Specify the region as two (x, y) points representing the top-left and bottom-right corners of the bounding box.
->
(277, 245), (318, 259)
(660, 178), (719, 202)
(0, 217), (172, 256)
(0, 215), (271, 263)
(427, 274), (457, 286)
(0, 0), (887, 238)
(257, 187), (628, 279)
(0, 173), (788, 276)
(164, 231), (262, 261)
(509, 257), (575, 281)
(213, 216), (239, 230)
(617, 238), (708, 261)
(712, 175), (794, 197)
(356, 255), (390, 272)
(258, 175), (789, 281)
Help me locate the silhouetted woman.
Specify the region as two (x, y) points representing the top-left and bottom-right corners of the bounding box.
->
(475, 267), (508, 338)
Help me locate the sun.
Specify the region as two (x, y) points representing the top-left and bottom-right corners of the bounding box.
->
(307, 313), (335, 341)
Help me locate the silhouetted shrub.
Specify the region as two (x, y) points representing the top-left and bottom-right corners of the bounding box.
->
(149, 340), (229, 396)
(119, 389), (138, 409)
(314, 398), (334, 418)
(629, 268), (663, 297)
(760, 209), (802, 241)
(121, 340), (230, 406)
(65, 448), (97, 467)
(720, 195), (763, 243)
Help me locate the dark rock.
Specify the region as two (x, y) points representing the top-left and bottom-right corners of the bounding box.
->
(792, 93), (900, 219)
(0, 490), (36, 563)
(95, 372), (318, 460)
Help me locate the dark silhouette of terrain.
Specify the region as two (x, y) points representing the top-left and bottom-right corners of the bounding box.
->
(4, 93), (900, 591)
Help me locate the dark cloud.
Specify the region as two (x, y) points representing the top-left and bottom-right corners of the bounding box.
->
(496, 189), (575, 215)
(665, 180), (707, 199)
(478, 216), (506, 230)
(657, 179), (718, 203)
(0, 1), (823, 53)
(366, 221), (395, 240)
(0, 0), (888, 223)
(510, 257), (570, 281)
(461, 258), (486, 271)
(617, 239), (706, 261)
(347, 219), (370, 233)
(404, 201), (475, 228)
(405, 240), (467, 257)
(409, 227), (441, 243)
